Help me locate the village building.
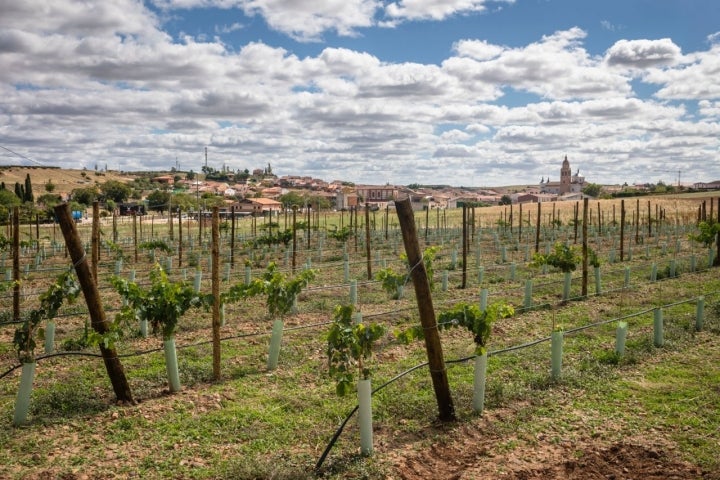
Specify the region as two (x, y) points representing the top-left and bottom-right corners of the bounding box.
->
(540, 156), (585, 196)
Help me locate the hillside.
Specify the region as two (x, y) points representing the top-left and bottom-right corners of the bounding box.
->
(0, 167), (136, 197)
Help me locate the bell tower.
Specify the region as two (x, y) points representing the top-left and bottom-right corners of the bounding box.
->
(560, 155), (571, 194)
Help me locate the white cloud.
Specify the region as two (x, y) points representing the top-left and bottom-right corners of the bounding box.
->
(605, 38), (681, 69)
(385, 0), (508, 22)
(444, 28), (632, 101)
(215, 22), (244, 34)
(644, 44), (720, 100)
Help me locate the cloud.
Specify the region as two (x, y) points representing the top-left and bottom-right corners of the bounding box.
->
(643, 44), (720, 100)
(1, 3), (719, 185)
(444, 28), (631, 101)
(600, 20), (616, 31)
(215, 22), (244, 34)
(385, 0), (512, 22)
(605, 38), (681, 69)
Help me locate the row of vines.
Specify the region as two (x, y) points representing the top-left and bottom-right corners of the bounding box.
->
(1, 195), (720, 470)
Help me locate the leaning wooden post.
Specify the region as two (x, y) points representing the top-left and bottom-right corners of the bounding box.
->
(54, 203), (135, 404)
(211, 207), (221, 380)
(12, 207), (20, 322)
(395, 197), (456, 421)
(582, 198), (589, 297)
(365, 203), (372, 280)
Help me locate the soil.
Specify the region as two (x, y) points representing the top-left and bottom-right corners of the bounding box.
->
(383, 416), (712, 480)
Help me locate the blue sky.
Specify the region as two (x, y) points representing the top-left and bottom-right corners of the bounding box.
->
(1, 0), (719, 186)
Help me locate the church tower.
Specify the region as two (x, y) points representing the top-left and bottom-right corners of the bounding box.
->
(560, 155), (571, 194)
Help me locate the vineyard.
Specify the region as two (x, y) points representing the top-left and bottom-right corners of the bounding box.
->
(1, 194), (720, 479)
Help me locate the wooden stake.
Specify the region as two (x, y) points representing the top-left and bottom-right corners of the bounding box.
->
(395, 197), (455, 422)
(12, 207), (19, 322)
(91, 202), (99, 283)
(365, 203), (372, 280)
(620, 199), (625, 261)
(212, 207), (221, 380)
(54, 203), (135, 404)
(582, 198), (589, 297)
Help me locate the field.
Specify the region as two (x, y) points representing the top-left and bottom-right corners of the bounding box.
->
(1, 194), (720, 479)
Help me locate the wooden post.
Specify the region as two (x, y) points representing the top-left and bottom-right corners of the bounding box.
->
(509, 203), (513, 234)
(12, 207), (20, 322)
(395, 198), (456, 422)
(354, 207), (358, 252)
(292, 206), (297, 274)
(54, 203), (135, 404)
(620, 200), (625, 261)
(307, 205), (311, 250)
(582, 198), (589, 297)
(212, 207), (221, 380)
(112, 211), (118, 243)
(168, 200), (174, 242)
(461, 203), (467, 289)
(91, 202), (100, 282)
(635, 198), (640, 244)
(178, 208), (183, 267)
(573, 201), (579, 244)
(518, 202), (523, 243)
(424, 204), (429, 242)
(535, 202), (541, 253)
(365, 203), (372, 280)
(132, 213), (138, 263)
(230, 206), (236, 267)
(385, 205), (389, 240)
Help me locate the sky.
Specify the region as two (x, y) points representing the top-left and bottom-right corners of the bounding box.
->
(1, 0), (719, 187)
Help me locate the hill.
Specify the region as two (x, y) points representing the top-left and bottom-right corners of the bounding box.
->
(0, 167), (135, 197)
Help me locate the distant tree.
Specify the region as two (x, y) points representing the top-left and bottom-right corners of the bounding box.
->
(499, 195), (512, 205)
(147, 189), (171, 214)
(100, 180), (131, 203)
(71, 186), (99, 207)
(0, 188), (21, 208)
(186, 170), (196, 181)
(309, 195), (331, 210)
(37, 193), (62, 221)
(37, 193), (62, 207)
(24, 174), (34, 203)
(582, 183), (602, 198)
(14, 182), (24, 201)
(279, 191), (305, 208)
(235, 169), (250, 182)
(171, 192), (198, 211)
(45, 180), (56, 193)
(0, 189), (22, 221)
